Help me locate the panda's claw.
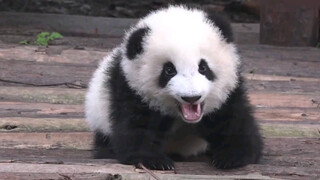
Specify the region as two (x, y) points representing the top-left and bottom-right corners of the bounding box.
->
(124, 152), (175, 170)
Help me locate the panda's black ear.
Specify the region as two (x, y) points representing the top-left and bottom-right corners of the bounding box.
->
(126, 27), (150, 60)
(206, 13), (233, 43)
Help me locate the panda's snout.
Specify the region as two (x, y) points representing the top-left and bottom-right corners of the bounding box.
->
(181, 96), (201, 104)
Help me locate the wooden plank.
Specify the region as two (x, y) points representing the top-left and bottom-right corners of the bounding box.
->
(239, 45), (320, 63)
(1, 86), (319, 108)
(1, 138), (319, 164)
(0, 86), (85, 104)
(0, 148), (91, 160)
(245, 74), (320, 94)
(0, 60), (95, 87)
(0, 45), (108, 64)
(0, 12), (137, 37)
(249, 92), (320, 109)
(0, 117), (88, 132)
(0, 172), (113, 180)
(0, 138), (319, 179)
(0, 12), (259, 45)
(247, 80), (320, 94)
(1, 102), (319, 124)
(0, 101), (83, 118)
(1, 57), (320, 88)
(1, 45), (319, 65)
(0, 158), (319, 179)
(0, 34), (121, 49)
(0, 118), (319, 137)
(261, 123), (320, 138)
(0, 165), (281, 180)
(244, 73), (320, 83)
(0, 168), (311, 180)
(1, 44), (320, 86)
(0, 132), (92, 150)
(243, 58), (320, 78)
(255, 107), (320, 123)
(0, 123), (319, 151)
(0, 110), (319, 133)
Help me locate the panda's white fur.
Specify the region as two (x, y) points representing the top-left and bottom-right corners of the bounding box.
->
(85, 5), (262, 170)
(86, 48), (125, 135)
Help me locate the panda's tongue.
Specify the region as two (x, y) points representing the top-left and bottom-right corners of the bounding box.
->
(181, 104), (201, 121)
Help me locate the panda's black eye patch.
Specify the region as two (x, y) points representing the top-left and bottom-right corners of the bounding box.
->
(126, 27), (150, 60)
(199, 59), (215, 81)
(159, 62), (177, 88)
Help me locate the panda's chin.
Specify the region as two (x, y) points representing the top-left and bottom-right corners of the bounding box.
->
(179, 103), (204, 123)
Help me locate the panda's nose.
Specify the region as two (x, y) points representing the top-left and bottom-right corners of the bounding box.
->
(181, 96), (201, 104)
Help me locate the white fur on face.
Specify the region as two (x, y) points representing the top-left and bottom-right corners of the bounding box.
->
(121, 6), (240, 116)
(167, 68), (209, 104)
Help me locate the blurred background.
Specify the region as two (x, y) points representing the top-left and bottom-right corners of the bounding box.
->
(0, 0), (259, 22)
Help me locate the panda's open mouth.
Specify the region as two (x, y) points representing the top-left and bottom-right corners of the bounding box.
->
(180, 103), (204, 123)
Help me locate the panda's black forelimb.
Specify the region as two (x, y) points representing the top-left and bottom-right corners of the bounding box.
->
(100, 56), (176, 170)
(197, 77), (263, 169)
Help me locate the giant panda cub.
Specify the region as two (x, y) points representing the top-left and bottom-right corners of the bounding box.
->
(85, 6), (262, 170)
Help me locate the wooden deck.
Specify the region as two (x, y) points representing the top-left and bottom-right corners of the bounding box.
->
(0, 13), (320, 180)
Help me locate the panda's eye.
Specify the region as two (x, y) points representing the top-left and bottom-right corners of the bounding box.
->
(199, 64), (207, 73)
(164, 65), (177, 76)
(199, 60), (208, 73)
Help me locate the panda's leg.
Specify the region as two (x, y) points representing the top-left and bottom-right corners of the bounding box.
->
(110, 112), (175, 170)
(198, 84), (263, 169)
(93, 131), (115, 159)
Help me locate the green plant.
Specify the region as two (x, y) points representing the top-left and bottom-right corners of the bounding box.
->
(19, 40), (30, 45)
(316, 42), (320, 48)
(35, 32), (63, 46)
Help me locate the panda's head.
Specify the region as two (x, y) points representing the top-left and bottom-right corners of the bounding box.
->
(121, 6), (240, 123)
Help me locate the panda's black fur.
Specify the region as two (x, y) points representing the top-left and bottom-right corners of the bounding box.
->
(86, 6), (263, 170)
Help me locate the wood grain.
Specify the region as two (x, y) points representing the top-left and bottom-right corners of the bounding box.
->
(0, 117), (88, 132)
(0, 86), (85, 104)
(0, 101), (83, 118)
(0, 132), (92, 150)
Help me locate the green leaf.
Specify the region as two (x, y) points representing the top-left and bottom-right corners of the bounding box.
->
(35, 32), (63, 46)
(48, 32), (63, 41)
(19, 40), (30, 45)
(37, 32), (50, 39)
(36, 32), (50, 46)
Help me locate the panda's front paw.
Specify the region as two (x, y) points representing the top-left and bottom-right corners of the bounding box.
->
(211, 150), (258, 169)
(122, 151), (175, 170)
